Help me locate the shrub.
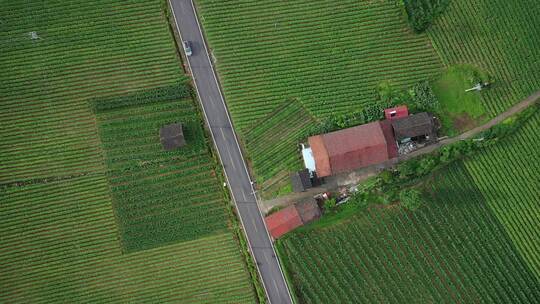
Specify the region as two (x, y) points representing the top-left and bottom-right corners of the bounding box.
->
(411, 81), (440, 112)
(400, 189), (423, 210)
(323, 198), (337, 214)
(404, 0), (450, 32)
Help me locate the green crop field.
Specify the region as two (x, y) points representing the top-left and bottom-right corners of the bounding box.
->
(463, 111), (540, 278)
(277, 162), (540, 303)
(427, 0), (540, 115)
(197, 0), (442, 191)
(92, 85), (231, 252)
(244, 100), (317, 197)
(0, 0), (256, 302)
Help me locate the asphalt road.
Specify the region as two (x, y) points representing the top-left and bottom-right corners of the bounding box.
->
(169, 1), (293, 303)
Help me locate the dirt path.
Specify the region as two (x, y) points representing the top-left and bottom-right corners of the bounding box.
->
(260, 90), (540, 213)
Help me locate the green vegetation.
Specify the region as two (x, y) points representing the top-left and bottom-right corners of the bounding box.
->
(427, 0), (540, 115)
(404, 0), (449, 32)
(463, 110), (540, 278)
(197, 0), (442, 193)
(399, 188), (423, 210)
(277, 162), (540, 303)
(0, 0), (256, 302)
(432, 65), (488, 133)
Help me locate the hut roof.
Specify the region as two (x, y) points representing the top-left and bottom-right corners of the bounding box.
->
(295, 198), (321, 224)
(391, 112), (436, 140)
(265, 206), (303, 239)
(384, 105), (409, 120)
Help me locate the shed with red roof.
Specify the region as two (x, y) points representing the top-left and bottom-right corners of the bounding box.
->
(384, 105), (409, 120)
(265, 205), (303, 239)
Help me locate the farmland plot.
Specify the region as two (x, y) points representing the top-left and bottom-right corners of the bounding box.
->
(196, 0), (442, 190)
(93, 86), (230, 252)
(427, 0), (540, 115)
(243, 100), (317, 197)
(1, 175), (255, 303)
(463, 110), (540, 278)
(277, 162), (540, 303)
(0, 0), (256, 302)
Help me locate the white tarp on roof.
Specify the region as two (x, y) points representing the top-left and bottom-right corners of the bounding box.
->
(301, 144), (316, 173)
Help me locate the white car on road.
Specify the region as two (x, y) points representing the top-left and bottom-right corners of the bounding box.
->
(182, 40), (192, 56)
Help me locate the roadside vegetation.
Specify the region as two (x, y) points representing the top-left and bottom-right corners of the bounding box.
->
(0, 1), (257, 302)
(277, 105), (540, 303)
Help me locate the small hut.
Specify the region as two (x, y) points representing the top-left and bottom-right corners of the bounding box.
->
(160, 123), (186, 151)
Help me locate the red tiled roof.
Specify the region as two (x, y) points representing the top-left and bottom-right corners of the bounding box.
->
(265, 206), (303, 239)
(385, 105), (409, 120)
(308, 135), (331, 177)
(308, 121), (391, 177)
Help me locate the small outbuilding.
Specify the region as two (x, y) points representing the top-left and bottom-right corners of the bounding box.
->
(295, 198), (321, 224)
(384, 105), (409, 120)
(391, 112), (437, 143)
(160, 123), (186, 151)
(290, 169), (312, 192)
(265, 206), (303, 239)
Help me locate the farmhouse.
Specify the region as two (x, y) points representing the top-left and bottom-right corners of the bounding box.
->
(159, 123), (186, 151)
(301, 106), (439, 178)
(307, 121), (398, 177)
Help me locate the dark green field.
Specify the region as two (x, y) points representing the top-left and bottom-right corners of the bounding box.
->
(93, 84), (231, 252)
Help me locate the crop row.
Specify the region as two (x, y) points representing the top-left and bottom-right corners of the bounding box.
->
(463, 110), (540, 278)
